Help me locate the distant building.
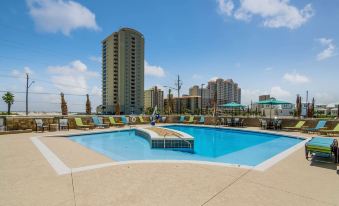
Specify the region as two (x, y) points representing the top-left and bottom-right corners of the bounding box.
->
(189, 85), (210, 109)
(252, 96), (294, 117)
(102, 28), (144, 114)
(259, 95), (270, 101)
(207, 78), (241, 105)
(144, 86), (164, 113)
(165, 95), (201, 114)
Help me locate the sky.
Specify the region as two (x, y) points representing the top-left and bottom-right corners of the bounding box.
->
(0, 0), (338, 112)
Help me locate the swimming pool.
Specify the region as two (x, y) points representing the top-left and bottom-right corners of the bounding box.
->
(69, 125), (304, 167)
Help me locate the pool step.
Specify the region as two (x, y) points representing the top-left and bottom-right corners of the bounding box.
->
(135, 127), (194, 149)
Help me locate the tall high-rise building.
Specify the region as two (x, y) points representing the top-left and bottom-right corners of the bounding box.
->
(144, 86), (164, 112)
(206, 78), (241, 105)
(102, 28), (144, 114)
(189, 85), (210, 109)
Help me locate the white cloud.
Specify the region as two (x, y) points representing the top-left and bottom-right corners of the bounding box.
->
(316, 38), (336, 61)
(270, 86), (291, 99)
(217, 0), (234, 16)
(27, 0), (100, 35)
(218, 0), (314, 29)
(48, 60), (98, 95)
(145, 61), (165, 77)
(48, 60), (98, 77)
(89, 56), (102, 64)
(283, 72), (310, 84)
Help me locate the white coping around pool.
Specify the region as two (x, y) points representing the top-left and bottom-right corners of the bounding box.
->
(136, 127), (194, 140)
(30, 124), (308, 175)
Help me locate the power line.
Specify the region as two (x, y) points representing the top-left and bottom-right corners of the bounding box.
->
(0, 90), (94, 97)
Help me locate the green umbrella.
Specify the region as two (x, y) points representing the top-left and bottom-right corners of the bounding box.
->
(220, 102), (245, 117)
(256, 99), (290, 120)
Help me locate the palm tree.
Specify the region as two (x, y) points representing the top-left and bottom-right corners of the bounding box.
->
(85, 94), (91, 115)
(2, 92), (14, 115)
(60, 92), (68, 115)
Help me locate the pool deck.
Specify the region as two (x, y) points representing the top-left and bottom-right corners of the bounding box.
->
(1, 124), (339, 206)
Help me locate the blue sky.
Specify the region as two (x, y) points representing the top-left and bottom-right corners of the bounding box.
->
(0, 0), (338, 112)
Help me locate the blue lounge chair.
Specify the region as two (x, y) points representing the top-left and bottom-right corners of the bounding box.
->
(179, 116), (185, 123)
(92, 116), (109, 128)
(305, 137), (338, 162)
(120, 116), (129, 124)
(303, 120), (327, 133)
(196, 116), (205, 124)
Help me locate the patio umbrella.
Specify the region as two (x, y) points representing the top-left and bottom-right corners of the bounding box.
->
(256, 99), (290, 121)
(220, 102), (245, 117)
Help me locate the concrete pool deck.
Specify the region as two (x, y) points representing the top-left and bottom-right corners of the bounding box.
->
(1, 125), (338, 206)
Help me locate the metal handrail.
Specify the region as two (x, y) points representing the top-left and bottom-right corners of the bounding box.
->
(171, 132), (192, 149)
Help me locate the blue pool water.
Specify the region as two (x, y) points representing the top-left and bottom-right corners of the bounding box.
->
(69, 126), (303, 166)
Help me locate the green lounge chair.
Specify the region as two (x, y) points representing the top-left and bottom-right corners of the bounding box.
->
(108, 117), (124, 127)
(196, 116), (205, 124)
(184, 116), (194, 124)
(319, 123), (339, 136)
(305, 137), (338, 162)
(74, 118), (93, 129)
(92, 116), (109, 128)
(138, 116), (149, 124)
(178, 116), (185, 123)
(283, 121), (305, 131)
(302, 120), (327, 133)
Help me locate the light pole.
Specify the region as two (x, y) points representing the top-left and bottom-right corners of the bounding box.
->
(25, 73), (35, 116)
(200, 83), (205, 115)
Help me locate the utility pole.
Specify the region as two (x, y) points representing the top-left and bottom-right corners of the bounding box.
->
(200, 84), (205, 115)
(25, 73), (34, 116)
(175, 75), (182, 114)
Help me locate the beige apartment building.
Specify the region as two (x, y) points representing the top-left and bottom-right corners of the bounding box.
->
(102, 28), (144, 114)
(207, 78), (241, 105)
(144, 86), (164, 113)
(164, 95), (201, 114)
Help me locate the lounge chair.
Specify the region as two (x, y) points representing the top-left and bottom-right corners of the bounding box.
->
(319, 123), (339, 136)
(0, 117), (5, 131)
(302, 120), (327, 133)
(234, 118), (240, 127)
(108, 117), (124, 127)
(226, 118), (232, 127)
(35, 119), (49, 132)
(239, 119), (246, 127)
(74, 118), (93, 130)
(305, 137), (338, 163)
(120, 116), (129, 125)
(261, 119), (268, 129)
(138, 115), (149, 124)
(283, 121), (305, 131)
(196, 116), (205, 124)
(92, 116), (109, 128)
(58, 119), (69, 131)
(178, 116), (185, 123)
(274, 119), (282, 130)
(184, 116), (194, 124)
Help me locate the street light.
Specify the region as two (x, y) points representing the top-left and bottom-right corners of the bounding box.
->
(200, 84), (205, 115)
